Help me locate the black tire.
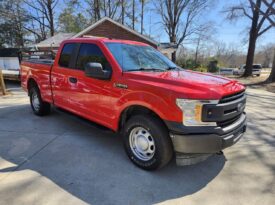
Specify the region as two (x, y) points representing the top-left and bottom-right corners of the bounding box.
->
(29, 86), (51, 116)
(256, 74), (260, 77)
(123, 115), (173, 170)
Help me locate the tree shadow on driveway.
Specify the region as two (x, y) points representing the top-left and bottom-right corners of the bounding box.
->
(0, 104), (226, 205)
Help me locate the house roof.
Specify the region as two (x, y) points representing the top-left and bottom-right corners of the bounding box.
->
(35, 33), (76, 48)
(73, 17), (158, 46)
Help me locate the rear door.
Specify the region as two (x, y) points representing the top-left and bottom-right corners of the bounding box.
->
(51, 43), (80, 109)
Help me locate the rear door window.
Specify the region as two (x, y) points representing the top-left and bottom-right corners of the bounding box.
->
(59, 43), (77, 68)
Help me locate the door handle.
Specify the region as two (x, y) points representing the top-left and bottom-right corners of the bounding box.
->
(69, 77), (77, 84)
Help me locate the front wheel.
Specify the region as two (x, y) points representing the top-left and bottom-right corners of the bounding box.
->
(123, 115), (173, 170)
(29, 86), (51, 116)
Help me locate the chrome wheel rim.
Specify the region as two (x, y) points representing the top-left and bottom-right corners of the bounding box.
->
(129, 127), (155, 161)
(32, 92), (40, 111)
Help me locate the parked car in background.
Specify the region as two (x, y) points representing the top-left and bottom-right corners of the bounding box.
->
(233, 64), (262, 76)
(21, 37), (247, 170)
(219, 68), (234, 75)
(0, 48), (21, 81)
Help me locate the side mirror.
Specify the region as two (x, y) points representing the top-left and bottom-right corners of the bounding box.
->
(84, 62), (112, 80)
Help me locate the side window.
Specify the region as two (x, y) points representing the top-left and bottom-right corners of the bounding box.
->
(59, 43), (76, 68)
(76, 43), (111, 70)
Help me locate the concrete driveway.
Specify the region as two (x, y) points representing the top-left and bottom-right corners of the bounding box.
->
(0, 81), (274, 205)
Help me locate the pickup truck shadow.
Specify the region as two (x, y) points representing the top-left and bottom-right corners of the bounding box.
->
(0, 103), (226, 205)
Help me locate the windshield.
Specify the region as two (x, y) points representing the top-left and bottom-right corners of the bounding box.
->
(105, 42), (178, 71)
(253, 65), (262, 69)
(242, 65), (262, 69)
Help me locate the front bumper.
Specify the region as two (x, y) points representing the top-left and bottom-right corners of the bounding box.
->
(167, 113), (246, 154)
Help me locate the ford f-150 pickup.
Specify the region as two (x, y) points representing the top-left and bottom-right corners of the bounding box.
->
(21, 37), (247, 170)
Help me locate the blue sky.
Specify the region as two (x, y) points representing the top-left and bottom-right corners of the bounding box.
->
(142, 0), (275, 52)
(57, 0), (274, 52)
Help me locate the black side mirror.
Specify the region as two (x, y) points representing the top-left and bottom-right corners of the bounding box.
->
(84, 62), (112, 80)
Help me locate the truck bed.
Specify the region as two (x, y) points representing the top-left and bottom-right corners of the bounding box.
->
(20, 60), (53, 103)
(23, 59), (54, 65)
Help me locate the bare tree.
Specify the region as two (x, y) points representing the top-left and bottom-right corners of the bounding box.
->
(23, 0), (58, 37)
(140, 0), (146, 34)
(225, 0), (274, 77)
(268, 48), (275, 82)
(94, 0), (101, 21)
(260, 0), (275, 82)
(120, 0), (125, 24)
(102, 0), (120, 19)
(155, 0), (209, 62)
(0, 0), (31, 47)
(132, 0), (136, 30)
(193, 23), (215, 64)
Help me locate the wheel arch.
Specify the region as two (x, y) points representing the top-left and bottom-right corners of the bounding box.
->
(118, 104), (168, 132)
(27, 78), (39, 95)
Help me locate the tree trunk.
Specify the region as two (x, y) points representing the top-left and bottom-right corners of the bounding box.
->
(48, 3), (55, 36)
(132, 0), (135, 30)
(194, 37), (200, 65)
(243, 0), (261, 77)
(267, 49), (275, 82)
(244, 32), (257, 76)
(121, 0), (125, 25)
(170, 35), (177, 62)
(94, 0), (101, 21)
(103, 0), (107, 16)
(108, 0), (111, 17)
(172, 51), (176, 62)
(141, 0), (144, 34)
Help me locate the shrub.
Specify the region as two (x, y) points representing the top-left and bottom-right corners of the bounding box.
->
(207, 58), (219, 73)
(176, 58), (201, 70)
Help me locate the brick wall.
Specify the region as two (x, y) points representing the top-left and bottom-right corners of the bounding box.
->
(83, 21), (157, 48)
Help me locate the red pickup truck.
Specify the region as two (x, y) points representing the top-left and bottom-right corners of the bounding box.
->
(21, 37), (247, 170)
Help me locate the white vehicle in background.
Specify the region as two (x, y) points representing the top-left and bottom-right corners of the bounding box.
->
(219, 68), (234, 75)
(233, 64), (262, 76)
(0, 48), (21, 81)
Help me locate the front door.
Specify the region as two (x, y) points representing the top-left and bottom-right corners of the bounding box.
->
(68, 43), (118, 128)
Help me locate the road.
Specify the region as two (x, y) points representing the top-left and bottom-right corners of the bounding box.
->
(0, 81), (274, 205)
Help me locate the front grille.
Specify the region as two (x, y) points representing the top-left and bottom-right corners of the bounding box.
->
(217, 114), (242, 128)
(202, 90), (246, 128)
(220, 90), (245, 104)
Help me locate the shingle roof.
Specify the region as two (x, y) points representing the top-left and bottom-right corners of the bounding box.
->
(73, 17), (158, 46)
(35, 33), (76, 48)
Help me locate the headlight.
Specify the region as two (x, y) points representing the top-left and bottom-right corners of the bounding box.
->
(176, 99), (218, 126)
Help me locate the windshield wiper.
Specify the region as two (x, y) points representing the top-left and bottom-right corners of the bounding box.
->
(126, 67), (166, 72)
(166, 66), (180, 71)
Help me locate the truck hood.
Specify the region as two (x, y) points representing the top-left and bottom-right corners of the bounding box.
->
(123, 70), (245, 99)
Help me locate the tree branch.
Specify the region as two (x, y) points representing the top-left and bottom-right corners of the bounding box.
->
(258, 24), (273, 37)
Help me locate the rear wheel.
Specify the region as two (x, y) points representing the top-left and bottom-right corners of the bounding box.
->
(29, 86), (51, 116)
(123, 115), (173, 170)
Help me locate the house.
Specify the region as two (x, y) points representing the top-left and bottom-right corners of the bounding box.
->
(34, 17), (177, 59)
(158, 43), (178, 59)
(35, 33), (75, 51)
